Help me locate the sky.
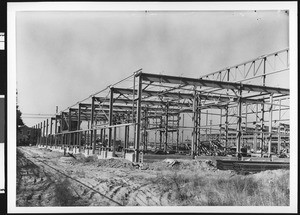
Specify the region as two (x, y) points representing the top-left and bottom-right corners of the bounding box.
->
(16, 10), (289, 127)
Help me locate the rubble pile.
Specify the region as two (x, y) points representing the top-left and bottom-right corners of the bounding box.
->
(141, 159), (216, 171)
(198, 140), (226, 156)
(96, 158), (136, 170)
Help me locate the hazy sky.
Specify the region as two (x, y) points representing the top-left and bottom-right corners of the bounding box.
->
(16, 10), (289, 126)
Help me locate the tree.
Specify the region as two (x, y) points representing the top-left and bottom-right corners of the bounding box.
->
(17, 104), (24, 132)
(16, 90), (24, 131)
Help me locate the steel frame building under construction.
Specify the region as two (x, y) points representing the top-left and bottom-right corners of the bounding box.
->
(33, 48), (290, 162)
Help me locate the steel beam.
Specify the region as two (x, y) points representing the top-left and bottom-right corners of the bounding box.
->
(113, 87), (232, 102)
(95, 96), (192, 107)
(139, 72), (289, 95)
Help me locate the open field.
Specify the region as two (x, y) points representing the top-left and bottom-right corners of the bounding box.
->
(16, 146), (290, 206)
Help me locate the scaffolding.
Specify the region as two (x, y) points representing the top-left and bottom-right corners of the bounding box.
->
(34, 48), (290, 162)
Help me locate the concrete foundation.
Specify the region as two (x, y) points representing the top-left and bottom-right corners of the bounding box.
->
(107, 151), (113, 158)
(125, 153), (135, 162)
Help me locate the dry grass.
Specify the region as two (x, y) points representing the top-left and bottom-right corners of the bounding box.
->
(154, 169), (290, 206)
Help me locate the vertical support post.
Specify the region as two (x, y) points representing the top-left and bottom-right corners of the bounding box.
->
(159, 116), (163, 149)
(37, 124), (40, 145)
(124, 125), (128, 152)
(209, 120), (212, 141)
(37, 124), (39, 145)
(77, 104), (82, 150)
(134, 73), (142, 162)
(154, 118), (157, 146)
(181, 114), (184, 144)
(145, 110), (148, 152)
(164, 102), (169, 153)
(268, 94), (273, 156)
(191, 90), (198, 158)
(46, 119), (49, 146)
(219, 109), (222, 142)
(278, 99), (282, 154)
(244, 103), (248, 148)
(100, 128), (103, 143)
(142, 109), (147, 152)
(260, 57), (266, 157)
(176, 113), (180, 152)
(103, 127), (106, 149)
(40, 122), (43, 145)
(260, 103), (265, 157)
(245, 103), (248, 132)
(205, 110), (208, 141)
(84, 130), (87, 148)
(94, 124), (97, 152)
(68, 109), (72, 148)
(35, 125), (38, 145)
(132, 73), (136, 151)
(112, 126), (116, 156)
(253, 104), (258, 152)
(42, 120), (45, 145)
(50, 118), (53, 146)
(91, 97), (95, 154)
(60, 112), (64, 147)
(197, 104), (201, 155)
(108, 87), (114, 150)
(87, 121), (90, 148)
(55, 115), (58, 146)
(236, 87), (242, 154)
(225, 69), (230, 148)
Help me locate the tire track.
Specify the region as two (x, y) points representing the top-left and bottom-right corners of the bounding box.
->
(19, 147), (124, 206)
(19, 147), (172, 206)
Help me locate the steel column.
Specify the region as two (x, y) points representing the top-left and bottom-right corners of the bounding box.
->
(176, 113), (180, 152)
(112, 126), (116, 156)
(191, 91), (198, 158)
(91, 97), (95, 153)
(236, 88), (242, 154)
(164, 102), (169, 153)
(278, 99), (282, 154)
(134, 74), (142, 162)
(77, 104), (82, 149)
(260, 103), (265, 157)
(108, 87), (114, 150)
(42, 120), (45, 145)
(68, 109), (72, 147)
(50, 118), (53, 146)
(268, 94), (273, 156)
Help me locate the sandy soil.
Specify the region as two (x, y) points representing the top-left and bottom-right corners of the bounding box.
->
(16, 146), (217, 206)
(16, 146), (290, 207)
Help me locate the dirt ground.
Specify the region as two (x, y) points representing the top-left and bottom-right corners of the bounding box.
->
(16, 146), (289, 207)
(16, 146), (218, 206)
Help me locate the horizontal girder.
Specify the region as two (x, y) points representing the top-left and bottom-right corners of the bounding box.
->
(139, 72), (290, 95)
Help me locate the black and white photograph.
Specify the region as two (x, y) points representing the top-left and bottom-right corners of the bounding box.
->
(7, 2), (297, 214)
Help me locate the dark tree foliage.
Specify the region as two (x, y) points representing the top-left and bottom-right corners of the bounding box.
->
(17, 105), (24, 131)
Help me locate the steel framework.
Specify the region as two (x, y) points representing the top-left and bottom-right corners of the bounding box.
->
(34, 48), (290, 162)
